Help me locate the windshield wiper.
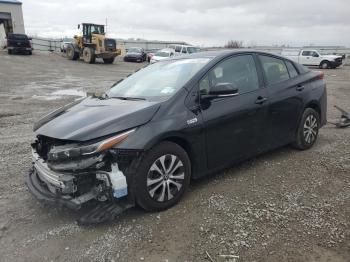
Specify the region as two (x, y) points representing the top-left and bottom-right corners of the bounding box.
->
(111, 96), (146, 101)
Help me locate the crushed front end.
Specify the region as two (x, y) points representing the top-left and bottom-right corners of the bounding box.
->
(26, 132), (141, 224)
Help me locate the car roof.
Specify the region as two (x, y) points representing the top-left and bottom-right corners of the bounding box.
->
(157, 48), (174, 53)
(170, 49), (289, 61)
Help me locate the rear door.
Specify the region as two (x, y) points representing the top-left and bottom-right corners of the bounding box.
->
(200, 54), (269, 169)
(258, 55), (305, 149)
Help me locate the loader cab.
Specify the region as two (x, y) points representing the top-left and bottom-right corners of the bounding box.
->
(79, 23), (105, 43)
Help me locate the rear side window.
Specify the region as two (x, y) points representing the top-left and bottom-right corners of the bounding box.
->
(259, 55), (290, 85)
(200, 55), (259, 95)
(285, 61), (299, 78)
(302, 51), (311, 56)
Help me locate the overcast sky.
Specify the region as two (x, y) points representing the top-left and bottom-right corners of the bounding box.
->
(22, 0), (350, 47)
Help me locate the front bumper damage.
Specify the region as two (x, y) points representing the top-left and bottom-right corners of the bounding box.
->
(26, 139), (141, 224)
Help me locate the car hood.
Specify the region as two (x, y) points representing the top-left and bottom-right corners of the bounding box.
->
(34, 97), (160, 141)
(126, 52), (142, 56)
(152, 56), (168, 61)
(322, 54), (342, 60)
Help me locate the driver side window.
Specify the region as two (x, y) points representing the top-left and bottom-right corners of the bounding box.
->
(199, 55), (259, 95)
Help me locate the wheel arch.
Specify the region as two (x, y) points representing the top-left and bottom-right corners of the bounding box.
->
(305, 100), (321, 117)
(319, 60), (330, 67)
(145, 134), (196, 175)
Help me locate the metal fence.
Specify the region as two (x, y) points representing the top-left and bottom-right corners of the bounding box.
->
(31, 37), (61, 52)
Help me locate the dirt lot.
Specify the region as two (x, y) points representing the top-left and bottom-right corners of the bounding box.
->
(0, 51), (349, 262)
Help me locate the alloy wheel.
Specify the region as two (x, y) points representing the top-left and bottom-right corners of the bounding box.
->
(303, 114), (318, 144)
(147, 154), (185, 202)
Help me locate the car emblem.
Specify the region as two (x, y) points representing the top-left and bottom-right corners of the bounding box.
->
(187, 118), (197, 125)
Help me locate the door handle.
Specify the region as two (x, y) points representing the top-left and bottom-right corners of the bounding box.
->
(255, 96), (268, 104)
(296, 84), (304, 91)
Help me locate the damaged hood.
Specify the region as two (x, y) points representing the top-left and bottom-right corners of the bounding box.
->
(34, 97), (160, 141)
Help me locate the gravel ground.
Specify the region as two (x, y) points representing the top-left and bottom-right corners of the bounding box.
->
(0, 51), (349, 262)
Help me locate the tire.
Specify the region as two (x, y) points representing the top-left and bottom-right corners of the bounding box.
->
(103, 57), (115, 64)
(83, 47), (96, 64)
(133, 142), (191, 211)
(28, 51), (32, 55)
(292, 108), (320, 150)
(319, 61), (329, 69)
(7, 49), (12, 55)
(66, 45), (79, 60)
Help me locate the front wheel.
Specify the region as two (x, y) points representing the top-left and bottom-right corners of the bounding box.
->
(292, 108), (320, 150)
(320, 61), (329, 69)
(7, 49), (12, 55)
(83, 47), (96, 64)
(66, 45), (79, 60)
(134, 142), (191, 211)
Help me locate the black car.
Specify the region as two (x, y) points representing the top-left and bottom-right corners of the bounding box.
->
(123, 47), (146, 62)
(27, 50), (327, 223)
(7, 33), (33, 55)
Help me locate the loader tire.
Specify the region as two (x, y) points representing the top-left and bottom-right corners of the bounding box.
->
(66, 45), (79, 60)
(83, 47), (96, 64)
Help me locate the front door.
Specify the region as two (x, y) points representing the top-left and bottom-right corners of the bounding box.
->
(200, 54), (269, 169)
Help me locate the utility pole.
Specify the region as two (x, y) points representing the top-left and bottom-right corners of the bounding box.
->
(105, 17), (108, 34)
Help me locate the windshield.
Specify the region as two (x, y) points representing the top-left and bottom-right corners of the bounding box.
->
(187, 47), (201, 54)
(91, 25), (104, 34)
(9, 34), (28, 40)
(155, 51), (171, 57)
(107, 58), (211, 101)
(128, 48), (141, 53)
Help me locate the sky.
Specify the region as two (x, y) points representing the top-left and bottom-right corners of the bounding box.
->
(21, 0), (350, 47)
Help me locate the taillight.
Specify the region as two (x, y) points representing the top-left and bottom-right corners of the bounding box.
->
(318, 71), (325, 80)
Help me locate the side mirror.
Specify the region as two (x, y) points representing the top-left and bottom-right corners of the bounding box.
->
(313, 53), (319, 57)
(28, 37), (32, 40)
(202, 83), (239, 99)
(78, 24), (80, 29)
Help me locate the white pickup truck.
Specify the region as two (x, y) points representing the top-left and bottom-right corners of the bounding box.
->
(281, 49), (343, 69)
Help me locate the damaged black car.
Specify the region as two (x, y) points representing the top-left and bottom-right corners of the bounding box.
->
(27, 50), (327, 224)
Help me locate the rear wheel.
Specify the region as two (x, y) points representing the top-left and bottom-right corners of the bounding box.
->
(292, 108), (320, 150)
(134, 142), (191, 211)
(66, 45), (79, 60)
(7, 49), (12, 55)
(103, 57), (115, 64)
(83, 47), (96, 64)
(320, 61), (329, 69)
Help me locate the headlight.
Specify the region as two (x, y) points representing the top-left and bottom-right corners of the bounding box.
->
(48, 129), (135, 160)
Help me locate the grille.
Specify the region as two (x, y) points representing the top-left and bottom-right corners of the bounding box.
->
(335, 58), (342, 63)
(105, 39), (116, 52)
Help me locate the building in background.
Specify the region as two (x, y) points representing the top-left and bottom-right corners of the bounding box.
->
(0, 0), (24, 35)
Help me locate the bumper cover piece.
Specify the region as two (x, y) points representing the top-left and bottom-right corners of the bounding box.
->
(26, 168), (82, 210)
(26, 169), (134, 224)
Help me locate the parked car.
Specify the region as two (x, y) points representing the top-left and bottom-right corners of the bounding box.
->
(150, 48), (175, 64)
(168, 44), (201, 56)
(60, 41), (72, 53)
(26, 50), (327, 223)
(145, 48), (160, 62)
(281, 49), (343, 69)
(124, 47), (147, 62)
(7, 33), (32, 55)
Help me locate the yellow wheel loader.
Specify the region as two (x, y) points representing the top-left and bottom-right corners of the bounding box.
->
(66, 23), (121, 64)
